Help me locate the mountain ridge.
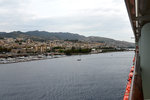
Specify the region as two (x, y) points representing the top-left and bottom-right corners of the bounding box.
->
(0, 30), (135, 48)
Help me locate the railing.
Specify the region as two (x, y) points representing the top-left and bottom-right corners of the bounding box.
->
(129, 53), (143, 100)
(123, 52), (143, 100)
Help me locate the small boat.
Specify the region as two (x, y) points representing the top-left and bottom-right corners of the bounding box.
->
(77, 59), (81, 61)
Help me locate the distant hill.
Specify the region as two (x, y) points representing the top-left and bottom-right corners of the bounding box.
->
(0, 31), (135, 48)
(87, 36), (134, 48)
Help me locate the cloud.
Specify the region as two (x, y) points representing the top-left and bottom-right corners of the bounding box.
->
(0, 0), (134, 42)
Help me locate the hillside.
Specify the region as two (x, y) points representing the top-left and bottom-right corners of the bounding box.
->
(0, 31), (135, 48)
(87, 36), (134, 48)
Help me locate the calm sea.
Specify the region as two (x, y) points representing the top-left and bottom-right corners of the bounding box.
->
(0, 51), (134, 100)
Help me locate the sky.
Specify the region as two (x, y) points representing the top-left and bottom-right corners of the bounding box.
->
(0, 0), (134, 42)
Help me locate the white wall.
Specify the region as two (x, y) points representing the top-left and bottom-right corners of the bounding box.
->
(139, 23), (150, 99)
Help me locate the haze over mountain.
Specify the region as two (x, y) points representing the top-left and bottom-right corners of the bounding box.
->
(0, 31), (134, 48)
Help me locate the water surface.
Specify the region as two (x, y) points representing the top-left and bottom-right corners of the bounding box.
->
(0, 52), (134, 100)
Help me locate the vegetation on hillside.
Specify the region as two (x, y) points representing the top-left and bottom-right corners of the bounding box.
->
(64, 47), (91, 55)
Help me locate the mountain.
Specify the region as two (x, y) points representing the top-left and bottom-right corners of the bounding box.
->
(0, 31), (87, 41)
(0, 30), (134, 48)
(87, 36), (134, 48)
(25, 31), (86, 40)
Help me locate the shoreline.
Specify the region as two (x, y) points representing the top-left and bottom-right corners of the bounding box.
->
(0, 51), (133, 64)
(0, 55), (66, 64)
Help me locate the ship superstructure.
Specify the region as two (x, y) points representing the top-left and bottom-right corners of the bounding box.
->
(124, 0), (150, 100)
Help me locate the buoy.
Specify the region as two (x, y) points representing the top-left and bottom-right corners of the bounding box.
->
(129, 72), (133, 78)
(123, 89), (130, 100)
(132, 66), (134, 68)
(124, 79), (132, 100)
(128, 76), (132, 81)
(130, 67), (134, 72)
(123, 60), (135, 100)
(133, 57), (135, 63)
(133, 56), (135, 65)
(123, 95), (129, 100)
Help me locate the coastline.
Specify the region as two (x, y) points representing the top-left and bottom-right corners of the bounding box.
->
(0, 50), (133, 64)
(0, 55), (66, 64)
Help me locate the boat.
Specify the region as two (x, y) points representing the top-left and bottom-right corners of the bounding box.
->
(77, 59), (81, 61)
(18, 56), (25, 59)
(123, 0), (150, 100)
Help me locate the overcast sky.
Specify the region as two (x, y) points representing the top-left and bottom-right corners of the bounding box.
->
(0, 0), (134, 42)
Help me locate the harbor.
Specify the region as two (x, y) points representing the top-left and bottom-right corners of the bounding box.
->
(0, 55), (65, 64)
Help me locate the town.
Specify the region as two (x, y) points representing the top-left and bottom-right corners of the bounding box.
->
(0, 37), (126, 64)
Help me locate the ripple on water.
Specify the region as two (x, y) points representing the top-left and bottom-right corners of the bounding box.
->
(0, 52), (134, 100)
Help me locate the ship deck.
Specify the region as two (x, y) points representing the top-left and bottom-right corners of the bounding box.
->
(125, 0), (150, 99)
